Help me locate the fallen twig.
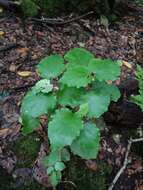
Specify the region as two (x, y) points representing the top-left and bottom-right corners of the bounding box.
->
(108, 137), (143, 190)
(30, 11), (94, 26)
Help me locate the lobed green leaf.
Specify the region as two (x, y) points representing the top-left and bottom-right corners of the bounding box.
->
(88, 58), (120, 81)
(64, 47), (94, 66)
(37, 54), (65, 79)
(58, 85), (85, 107)
(21, 91), (56, 118)
(92, 81), (121, 102)
(60, 65), (92, 88)
(83, 92), (110, 118)
(48, 108), (83, 149)
(71, 123), (100, 159)
(22, 115), (40, 134)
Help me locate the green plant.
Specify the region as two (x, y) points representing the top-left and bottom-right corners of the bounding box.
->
(20, 47), (121, 186)
(20, 0), (118, 17)
(136, 0), (143, 5)
(21, 0), (38, 17)
(130, 65), (143, 111)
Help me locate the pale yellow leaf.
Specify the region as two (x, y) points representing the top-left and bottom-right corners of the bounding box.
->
(122, 61), (132, 69)
(106, 80), (113, 84)
(17, 71), (32, 77)
(0, 31), (4, 36)
(9, 64), (17, 72)
(0, 7), (3, 13)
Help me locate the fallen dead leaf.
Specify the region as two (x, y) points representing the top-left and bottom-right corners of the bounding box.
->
(17, 47), (29, 54)
(85, 160), (98, 171)
(17, 71), (32, 77)
(9, 64), (17, 72)
(0, 31), (4, 36)
(0, 128), (9, 138)
(0, 7), (3, 13)
(122, 60), (132, 69)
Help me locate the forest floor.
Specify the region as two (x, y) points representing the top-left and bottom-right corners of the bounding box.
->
(0, 1), (143, 190)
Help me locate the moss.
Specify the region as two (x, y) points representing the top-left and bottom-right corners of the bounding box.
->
(13, 133), (41, 168)
(21, 0), (38, 17)
(0, 132), (47, 190)
(60, 156), (112, 190)
(131, 142), (143, 157)
(12, 181), (48, 190)
(0, 167), (47, 190)
(21, 0), (116, 17)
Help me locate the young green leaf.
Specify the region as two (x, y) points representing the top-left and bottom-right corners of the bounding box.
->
(60, 65), (92, 88)
(21, 92), (56, 118)
(54, 162), (65, 171)
(49, 171), (62, 187)
(22, 115), (40, 134)
(47, 166), (54, 175)
(37, 55), (65, 79)
(130, 95), (143, 111)
(48, 108), (83, 149)
(71, 123), (100, 159)
(76, 103), (89, 118)
(92, 81), (120, 102)
(33, 79), (53, 94)
(58, 86), (85, 107)
(83, 92), (110, 118)
(43, 150), (61, 167)
(88, 58), (120, 81)
(64, 47), (94, 66)
(61, 148), (70, 162)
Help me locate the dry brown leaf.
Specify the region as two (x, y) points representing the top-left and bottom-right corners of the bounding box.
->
(85, 160), (98, 171)
(0, 31), (4, 36)
(0, 128), (9, 138)
(17, 71), (32, 77)
(17, 47), (29, 54)
(122, 60), (132, 69)
(9, 64), (17, 72)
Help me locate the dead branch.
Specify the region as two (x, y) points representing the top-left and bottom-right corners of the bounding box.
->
(30, 11), (94, 26)
(108, 137), (143, 190)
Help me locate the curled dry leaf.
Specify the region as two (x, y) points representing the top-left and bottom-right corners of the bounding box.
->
(122, 60), (133, 69)
(17, 71), (32, 77)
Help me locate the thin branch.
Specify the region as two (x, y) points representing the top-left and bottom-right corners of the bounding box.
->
(108, 137), (143, 190)
(131, 137), (143, 143)
(60, 180), (77, 189)
(30, 11), (94, 26)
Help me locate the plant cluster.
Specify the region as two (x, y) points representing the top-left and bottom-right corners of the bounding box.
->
(20, 47), (121, 186)
(20, 0), (118, 17)
(131, 65), (143, 111)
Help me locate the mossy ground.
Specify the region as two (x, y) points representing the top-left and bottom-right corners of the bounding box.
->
(0, 168), (47, 190)
(1, 135), (112, 190)
(59, 156), (112, 190)
(12, 133), (41, 168)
